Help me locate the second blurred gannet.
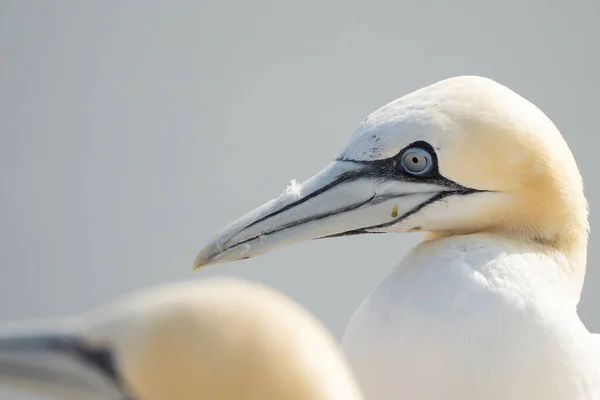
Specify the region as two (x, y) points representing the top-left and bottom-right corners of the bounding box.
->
(195, 76), (600, 399)
(0, 278), (363, 400)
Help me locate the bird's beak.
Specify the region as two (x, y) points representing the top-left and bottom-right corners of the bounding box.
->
(194, 160), (470, 270)
(0, 326), (126, 400)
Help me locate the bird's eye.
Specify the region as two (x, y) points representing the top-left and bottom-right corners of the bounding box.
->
(399, 147), (434, 175)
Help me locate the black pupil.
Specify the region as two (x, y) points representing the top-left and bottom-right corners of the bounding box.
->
(411, 156), (419, 163)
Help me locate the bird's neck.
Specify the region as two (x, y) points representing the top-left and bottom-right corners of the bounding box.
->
(418, 232), (584, 306)
(425, 174), (589, 303)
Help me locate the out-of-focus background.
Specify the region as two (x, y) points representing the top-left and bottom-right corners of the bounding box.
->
(1, 1), (599, 398)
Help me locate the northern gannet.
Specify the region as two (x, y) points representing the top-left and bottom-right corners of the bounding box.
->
(195, 76), (600, 399)
(0, 278), (364, 400)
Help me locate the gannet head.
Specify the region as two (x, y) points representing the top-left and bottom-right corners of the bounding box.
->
(195, 76), (588, 289)
(0, 279), (363, 400)
(95, 278), (364, 400)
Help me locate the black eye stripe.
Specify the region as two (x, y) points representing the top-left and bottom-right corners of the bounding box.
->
(336, 141), (458, 187)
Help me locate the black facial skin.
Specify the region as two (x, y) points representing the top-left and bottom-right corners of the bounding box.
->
(324, 141), (482, 237)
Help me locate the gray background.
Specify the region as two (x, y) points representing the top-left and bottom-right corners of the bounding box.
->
(1, 1), (599, 399)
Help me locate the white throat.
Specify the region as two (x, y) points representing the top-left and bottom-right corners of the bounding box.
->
(341, 233), (597, 400)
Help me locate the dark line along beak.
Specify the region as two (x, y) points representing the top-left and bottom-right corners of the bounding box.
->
(194, 159), (478, 269)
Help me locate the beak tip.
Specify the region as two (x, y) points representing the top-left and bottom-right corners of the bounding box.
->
(192, 246), (214, 271)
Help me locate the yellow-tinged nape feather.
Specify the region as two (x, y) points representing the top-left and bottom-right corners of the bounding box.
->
(406, 76), (589, 291)
(87, 278), (364, 400)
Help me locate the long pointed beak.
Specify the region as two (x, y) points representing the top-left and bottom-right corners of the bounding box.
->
(194, 160), (468, 270)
